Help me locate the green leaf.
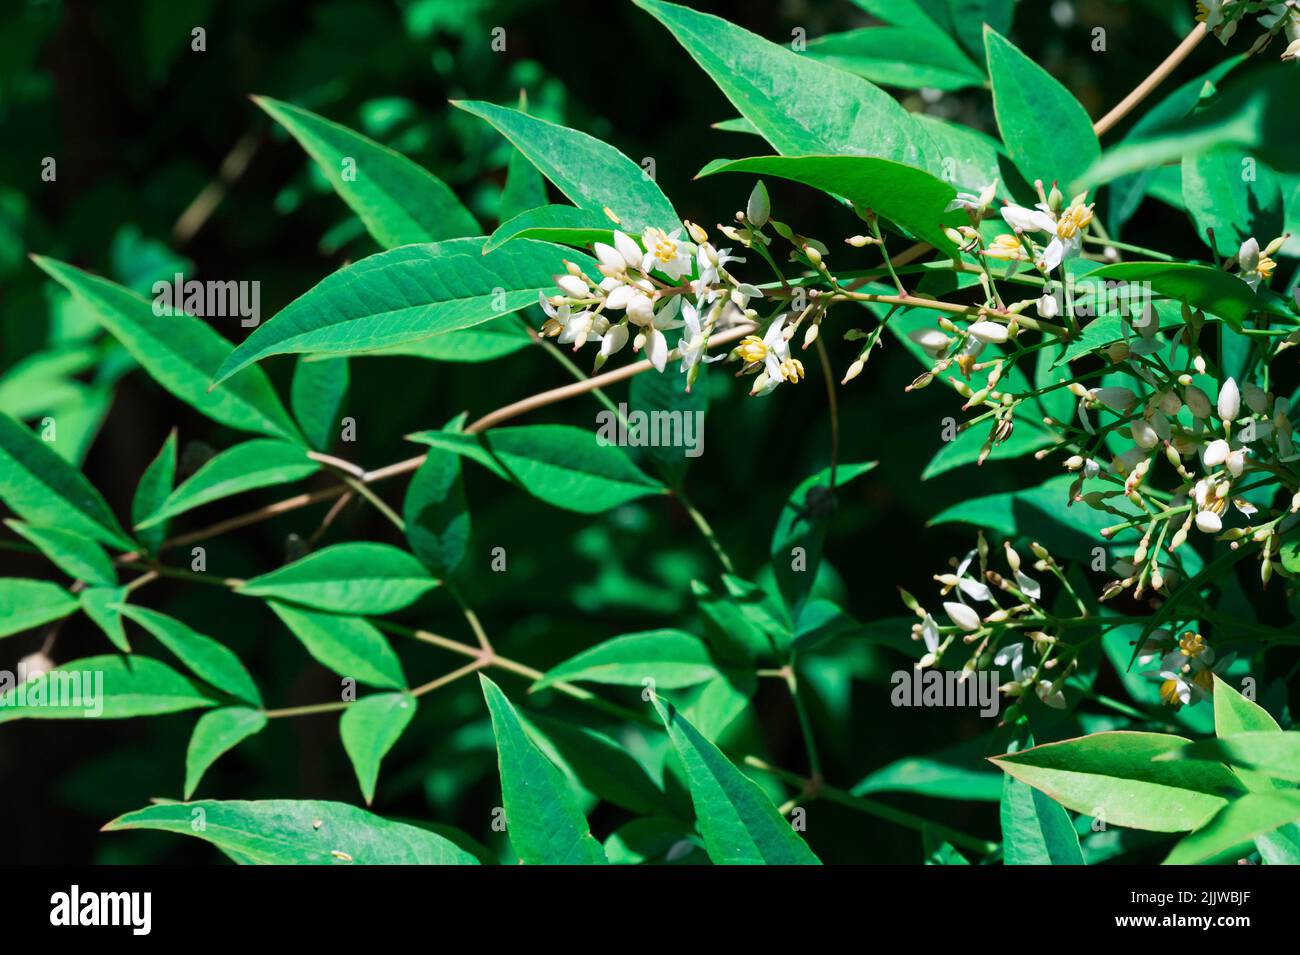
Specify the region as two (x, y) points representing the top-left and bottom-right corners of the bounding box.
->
(654, 696), (820, 864)
(989, 731), (1240, 832)
(806, 25), (984, 91)
(104, 799), (479, 864)
(523, 712), (665, 816)
(698, 156), (959, 256)
(79, 585), (131, 652)
(770, 461), (876, 612)
(255, 96), (478, 248)
(266, 601), (407, 690)
(0, 655), (219, 723)
(407, 425), (664, 514)
(479, 674), (607, 864)
(853, 734), (1005, 801)
(534, 629), (719, 691)
(485, 205), (617, 254)
(1001, 771), (1085, 865)
(340, 692), (417, 804)
(1165, 792), (1300, 865)
(31, 257), (303, 444)
(1181, 147), (1283, 251)
(634, 0), (938, 171)
(1086, 261), (1259, 329)
(0, 411), (134, 550)
(131, 429), (177, 556)
(137, 439), (319, 528)
(499, 110), (550, 223)
(625, 363), (707, 488)
(453, 101), (678, 234)
(240, 542), (438, 615)
(1160, 732), (1300, 784)
(1215, 674), (1282, 737)
(372, 315), (532, 362)
(211, 239), (593, 385)
(985, 26), (1100, 190)
(185, 707), (267, 799)
(6, 520), (116, 585)
(117, 605), (262, 706)
(0, 578), (79, 639)
(290, 357), (348, 452)
(403, 416), (470, 578)
(915, 115), (1006, 194)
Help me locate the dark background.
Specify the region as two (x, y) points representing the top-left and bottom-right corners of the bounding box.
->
(0, 0), (1253, 863)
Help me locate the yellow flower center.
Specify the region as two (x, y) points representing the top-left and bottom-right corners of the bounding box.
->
(1195, 1), (1209, 23)
(1257, 255), (1275, 282)
(1178, 631), (1207, 659)
(987, 234), (1026, 259)
(1159, 678), (1184, 707)
(652, 239), (679, 264)
(737, 336), (767, 364)
(779, 358), (805, 383)
(1056, 204), (1094, 240)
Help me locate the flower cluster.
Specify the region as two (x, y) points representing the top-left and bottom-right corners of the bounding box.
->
(1199, 0), (1300, 59)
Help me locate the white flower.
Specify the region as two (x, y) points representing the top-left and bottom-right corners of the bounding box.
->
(1226, 448), (1246, 477)
(917, 614), (941, 669)
(999, 200), (1094, 271)
(1237, 236), (1276, 289)
(554, 273), (588, 298)
(741, 317), (804, 396)
(945, 180), (998, 213)
(600, 323), (629, 359)
(645, 327), (669, 372)
(937, 549), (992, 602)
(1197, 0), (1237, 42)
(614, 230), (644, 271)
(994, 642), (1036, 683)
(593, 241), (625, 273)
(640, 227), (693, 281)
(907, 327), (951, 356)
(1218, 377), (1241, 422)
(943, 601), (981, 632)
(677, 301), (724, 376)
(1203, 438), (1230, 467)
(967, 321), (1008, 344)
(1195, 510), (1223, 534)
(1036, 680), (1067, 709)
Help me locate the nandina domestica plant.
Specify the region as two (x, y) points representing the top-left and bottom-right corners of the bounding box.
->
(2, 0), (1299, 867)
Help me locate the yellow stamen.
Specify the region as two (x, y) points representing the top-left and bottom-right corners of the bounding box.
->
(737, 336), (767, 364)
(779, 358), (805, 383)
(1178, 630), (1207, 659)
(1159, 678), (1185, 707)
(1055, 203), (1094, 240)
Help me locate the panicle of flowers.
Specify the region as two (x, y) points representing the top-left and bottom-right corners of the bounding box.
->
(900, 534), (1078, 719)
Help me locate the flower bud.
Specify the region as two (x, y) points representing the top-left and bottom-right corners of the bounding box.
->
(746, 181), (770, 227)
(967, 321), (1008, 344)
(943, 601), (981, 632)
(1218, 378), (1241, 422)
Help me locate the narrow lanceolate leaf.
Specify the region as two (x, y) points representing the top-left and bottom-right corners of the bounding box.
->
(634, 0), (938, 172)
(1001, 772), (1085, 865)
(266, 602), (406, 690)
(454, 101), (678, 234)
(31, 257), (303, 444)
(403, 417), (470, 578)
(1160, 733), (1300, 784)
(1165, 792), (1300, 865)
(654, 696), (820, 865)
(118, 605), (262, 706)
(533, 630), (719, 691)
(480, 674), (607, 865)
(408, 425), (664, 514)
(340, 692), (417, 804)
(240, 542), (438, 615)
(985, 27), (1100, 190)
(6, 520), (116, 586)
(0, 655), (219, 723)
(137, 439), (319, 528)
(524, 713), (665, 816)
(131, 429), (177, 556)
(211, 239), (594, 385)
(80, 586), (131, 652)
(0, 579), (79, 639)
(185, 707), (268, 799)
(255, 96), (479, 248)
(699, 157), (959, 255)
(103, 800), (479, 864)
(290, 356), (348, 452)
(485, 205), (617, 254)
(1086, 261), (1258, 329)
(373, 315), (532, 362)
(0, 412), (134, 550)
(990, 732), (1241, 832)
